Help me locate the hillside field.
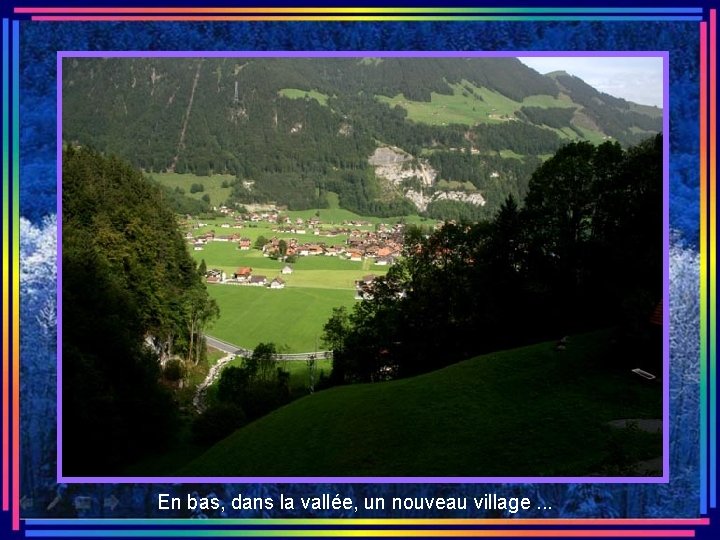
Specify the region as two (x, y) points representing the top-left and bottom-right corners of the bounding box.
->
(150, 172), (235, 207)
(377, 82), (577, 127)
(179, 330), (663, 477)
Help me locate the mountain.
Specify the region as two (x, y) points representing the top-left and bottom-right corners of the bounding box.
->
(62, 57), (662, 217)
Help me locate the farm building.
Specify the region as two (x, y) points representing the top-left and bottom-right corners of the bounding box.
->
(234, 267), (253, 280)
(270, 277), (286, 289)
(249, 275), (268, 286)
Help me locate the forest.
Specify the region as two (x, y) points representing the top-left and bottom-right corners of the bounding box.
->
(62, 147), (218, 474)
(325, 136), (662, 383)
(62, 57), (662, 219)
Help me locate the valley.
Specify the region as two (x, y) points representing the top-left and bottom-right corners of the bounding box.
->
(61, 57), (663, 478)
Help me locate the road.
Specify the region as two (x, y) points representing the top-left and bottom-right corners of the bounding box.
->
(203, 334), (332, 361)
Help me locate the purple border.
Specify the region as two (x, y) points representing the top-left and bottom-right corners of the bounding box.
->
(56, 52), (63, 486)
(57, 50), (670, 485)
(662, 52), (670, 492)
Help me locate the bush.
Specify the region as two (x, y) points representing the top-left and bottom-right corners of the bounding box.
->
(190, 183), (204, 193)
(191, 402), (246, 444)
(163, 359), (185, 382)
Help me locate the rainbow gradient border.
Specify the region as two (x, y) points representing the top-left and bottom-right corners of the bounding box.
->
(0, 3), (716, 538)
(1, 15), (21, 534)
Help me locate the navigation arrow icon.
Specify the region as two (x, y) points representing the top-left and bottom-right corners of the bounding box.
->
(103, 494), (119, 511)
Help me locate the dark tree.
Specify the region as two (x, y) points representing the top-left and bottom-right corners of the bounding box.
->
(62, 147), (216, 474)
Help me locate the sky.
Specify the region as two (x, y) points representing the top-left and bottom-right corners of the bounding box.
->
(517, 57), (664, 108)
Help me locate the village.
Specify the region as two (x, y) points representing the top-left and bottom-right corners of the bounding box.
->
(182, 205), (409, 298)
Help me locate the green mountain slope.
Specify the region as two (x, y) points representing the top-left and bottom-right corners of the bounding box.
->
(63, 57), (662, 216)
(178, 330), (661, 477)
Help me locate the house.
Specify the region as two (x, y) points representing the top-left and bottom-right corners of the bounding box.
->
(270, 277), (286, 289)
(354, 275), (377, 300)
(281, 265), (294, 275)
(348, 251), (363, 262)
(249, 275), (267, 286)
(234, 267), (253, 280)
(364, 246), (379, 258)
(238, 237), (252, 250)
(205, 269), (225, 283)
(375, 256), (394, 266)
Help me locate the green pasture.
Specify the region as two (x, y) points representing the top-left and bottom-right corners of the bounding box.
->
(205, 285), (357, 352)
(520, 93), (577, 108)
(191, 240), (385, 285)
(376, 82), (563, 127)
(150, 172), (235, 207)
(282, 193), (428, 226)
(190, 221), (350, 245)
(278, 88), (330, 106)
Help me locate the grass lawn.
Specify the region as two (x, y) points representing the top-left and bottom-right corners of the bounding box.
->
(206, 285), (357, 352)
(178, 330), (662, 477)
(150, 172), (235, 207)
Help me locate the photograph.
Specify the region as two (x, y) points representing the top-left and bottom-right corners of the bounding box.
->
(60, 55), (664, 478)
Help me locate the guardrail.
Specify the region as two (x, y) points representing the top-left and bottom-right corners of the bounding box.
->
(275, 351), (333, 361)
(204, 335), (333, 361)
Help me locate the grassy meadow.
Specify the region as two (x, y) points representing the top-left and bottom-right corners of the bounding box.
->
(150, 172), (235, 206)
(172, 186), (418, 352)
(191, 226), (389, 352)
(179, 330), (662, 477)
(278, 88), (330, 106)
(376, 82), (577, 127)
(206, 285), (357, 352)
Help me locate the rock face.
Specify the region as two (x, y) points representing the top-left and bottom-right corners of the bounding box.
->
(368, 146), (412, 166)
(369, 147), (436, 187)
(434, 190), (486, 206)
(369, 146), (486, 212)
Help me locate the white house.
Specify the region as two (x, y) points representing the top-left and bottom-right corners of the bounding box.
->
(270, 277), (286, 289)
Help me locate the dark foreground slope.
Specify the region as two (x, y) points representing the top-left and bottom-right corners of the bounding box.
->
(179, 330), (661, 477)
